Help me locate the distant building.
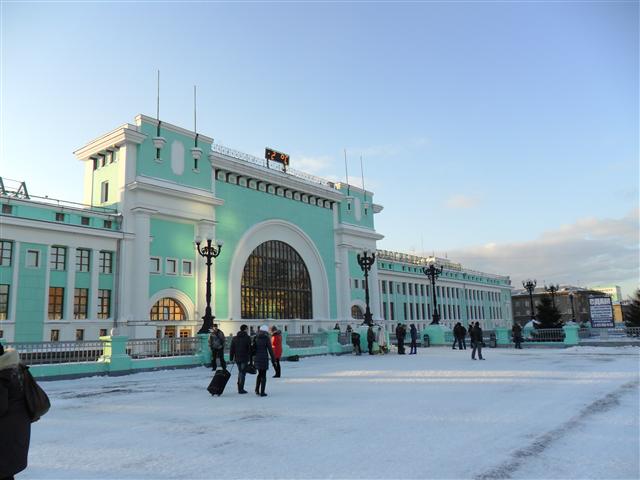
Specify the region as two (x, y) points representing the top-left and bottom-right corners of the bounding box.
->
(590, 286), (622, 303)
(511, 286), (611, 326)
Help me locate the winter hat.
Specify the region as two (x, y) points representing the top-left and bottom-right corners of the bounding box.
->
(260, 325), (269, 332)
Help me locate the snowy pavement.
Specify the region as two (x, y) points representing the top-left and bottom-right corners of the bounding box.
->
(23, 347), (639, 480)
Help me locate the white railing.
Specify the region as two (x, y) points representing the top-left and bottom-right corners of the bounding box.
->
(5, 340), (104, 364)
(126, 337), (200, 359)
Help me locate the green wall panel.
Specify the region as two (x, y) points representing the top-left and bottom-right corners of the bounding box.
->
(15, 243), (47, 342)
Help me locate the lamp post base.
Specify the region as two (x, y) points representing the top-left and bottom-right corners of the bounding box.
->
(198, 314), (215, 335)
(363, 312), (373, 326)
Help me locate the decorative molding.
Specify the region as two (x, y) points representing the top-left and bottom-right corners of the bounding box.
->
(74, 124), (146, 161)
(136, 114), (214, 145)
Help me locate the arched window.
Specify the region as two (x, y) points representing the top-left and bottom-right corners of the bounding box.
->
(241, 240), (312, 319)
(351, 305), (364, 320)
(150, 298), (185, 321)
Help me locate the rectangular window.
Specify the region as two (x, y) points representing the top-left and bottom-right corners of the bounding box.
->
(1, 204), (12, 215)
(0, 284), (9, 320)
(420, 285), (425, 296)
(75, 329), (84, 341)
(100, 181), (109, 203)
(150, 257), (161, 274)
(50, 329), (60, 342)
(103, 220), (112, 229)
(48, 287), (64, 320)
(166, 259), (177, 275)
(74, 288), (88, 319)
(0, 330), (3, 338)
(388, 281), (393, 292)
(415, 303), (420, 320)
(26, 249), (40, 268)
(354, 279), (359, 289)
(402, 283), (406, 295)
(408, 284), (413, 296)
(55, 212), (65, 222)
(75, 248), (90, 272)
(98, 289), (111, 319)
(410, 303), (414, 320)
(99, 328), (108, 337)
(421, 303), (425, 319)
(50, 246), (66, 270)
(81, 216), (90, 226)
(381, 281), (386, 294)
(182, 260), (193, 276)
(99, 251), (113, 273)
(403, 303), (407, 320)
(383, 301), (388, 320)
(0, 240), (13, 266)
(390, 301), (395, 321)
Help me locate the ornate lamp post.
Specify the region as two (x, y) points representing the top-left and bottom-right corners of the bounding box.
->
(422, 263), (444, 325)
(522, 279), (537, 322)
(545, 284), (560, 308)
(357, 250), (376, 326)
(195, 237), (223, 334)
(569, 292), (576, 322)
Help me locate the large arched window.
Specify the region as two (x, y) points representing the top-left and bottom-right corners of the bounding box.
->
(241, 240), (312, 319)
(150, 298), (186, 321)
(351, 305), (364, 320)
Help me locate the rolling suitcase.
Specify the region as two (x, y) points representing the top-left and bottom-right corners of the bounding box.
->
(207, 368), (231, 396)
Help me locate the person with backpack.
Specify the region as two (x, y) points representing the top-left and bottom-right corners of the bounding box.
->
(0, 344), (31, 480)
(252, 325), (276, 397)
(208, 324), (227, 371)
(270, 325), (282, 378)
(229, 324), (252, 394)
(351, 330), (361, 355)
(409, 324), (418, 354)
(395, 323), (406, 354)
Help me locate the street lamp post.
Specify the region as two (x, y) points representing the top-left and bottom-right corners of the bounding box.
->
(356, 250), (376, 326)
(569, 293), (576, 322)
(545, 284), (560, 309)
(422, 263), (444, 325)
(522, 279), (537, 322)
(195, 237), (223, 334)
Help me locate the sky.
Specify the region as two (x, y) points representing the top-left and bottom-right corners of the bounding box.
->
(21, 348), (640, 479)
(1, 2), (638, 296)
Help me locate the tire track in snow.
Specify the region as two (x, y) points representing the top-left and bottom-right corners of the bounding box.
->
(474, 380), (639, 480)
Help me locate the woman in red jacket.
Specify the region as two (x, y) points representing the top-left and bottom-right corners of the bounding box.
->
(270, 325), (282, 378)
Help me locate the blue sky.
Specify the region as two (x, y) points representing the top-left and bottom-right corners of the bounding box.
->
(1, 2), (638, 295)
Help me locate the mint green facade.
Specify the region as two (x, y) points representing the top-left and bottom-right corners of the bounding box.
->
(15, 243), (48, 341)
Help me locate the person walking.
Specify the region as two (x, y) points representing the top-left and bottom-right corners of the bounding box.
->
(0, 344), (31, 480)
(377, 325), (388, 354)
(208, 324), (227, 371)
(452, 322), (462, 350)
(512, 323), (523, 349)
(367, 325), (376, 355)
(270, 325), (282, 378)
(468, 322), (475, 350)
(395, 323), (406, 354)
(471, 322), (484, 360)
(252, 325), (276, 397)
(409, 324), (418, 354)
(229, 324), (251, 394)
(460, 323), (467, 350)
(351, 330), (362, 355)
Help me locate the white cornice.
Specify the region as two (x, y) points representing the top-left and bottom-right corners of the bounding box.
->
(212, 154), (344, 202)
(0, 215), (131, 240)
(335, 223), (384, 241)
(136, 114), (214, 145)
(127, 176), (224, 207)
(0, 196), (118, 218)
(74, 125), (146, 161)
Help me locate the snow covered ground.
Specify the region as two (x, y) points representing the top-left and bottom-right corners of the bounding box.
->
(23, 347), (639, 480)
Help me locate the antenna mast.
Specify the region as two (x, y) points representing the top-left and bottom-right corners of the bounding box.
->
(344, 149), (350, 196)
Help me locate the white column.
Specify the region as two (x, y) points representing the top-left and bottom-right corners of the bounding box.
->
(369, 261), (381, 320)
(337, 246), (351, 320)
(9, 241), (20, 323)
(64, 247), (77, 321)
(130, 208), (155, 321)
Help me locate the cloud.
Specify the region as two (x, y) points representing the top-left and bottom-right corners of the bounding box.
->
(294, 155), (334, 175)
(448, 209), (639, 297)
(445, 194), (481, 209)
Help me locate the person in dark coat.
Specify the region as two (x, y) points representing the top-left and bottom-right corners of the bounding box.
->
(460, 324), (467, 350)
(452, 322), (462, 350)
(471, 322), (484, 360)
(395, 323), (406, 354)
(0, 344), (31, 480)
(512, 323), (523, 349)
(208, 324), (226, 371)
(229, 324), (252, 394)
(333, 323), (341, 331)
(366, 326), (376, 355)
(468, 322), (475, 349)
(351, 331), (362, 355)
(252, 325), (276, 397)
(270, 326), (282, 378)
(409, 324), (418, 354)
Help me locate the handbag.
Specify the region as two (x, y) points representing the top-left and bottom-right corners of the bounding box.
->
(20, 364), (51, 422)
(245, 363), (257, 375)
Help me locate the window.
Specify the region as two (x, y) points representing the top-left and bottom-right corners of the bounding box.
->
(74, 288), (88, 319)
(76, 248), (90, 272)
(2, 204), (12, 214)
(26, 249), (40, 268)
(182, 260), (193, 276)
(98, 289), (111, 319)
(99, 251), (112, 273)
(75, 329), (84, 341)
(389, 281), (393, 292)
(409, 284), (413, 296)
(103, 220), (113, 229)
(166, 259), (177, 275)
(415, 303), (420, 320)
(99, 328), (108, 337)
(403, 303), (407, 320)
(381, 281), (387, 294)
(402, 283), (407, 295)
(0, 241), (12, 266)
(351, 305), (364, 320)
(390, 301), (395, 320)
(0, 284), (8, 320)
(150, 298), (185, 321)
(421, 304), (425, 319)
(81, 216), (90, 226)
(55, 212), (65, 222)
(421, 285), (425, 296)
(354, 279), (359, 289)
(241, 240), (312, 319)
(0, 330), (3, 338)
(410, 303), (414, 320)
(50, 329), (60, 342)
(150, 257), (161, 273)
(383, 301), (388, 320)
(100, 181), (109, 203)
(50, 246), (66, 270)
(48, 287), (64, 320)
